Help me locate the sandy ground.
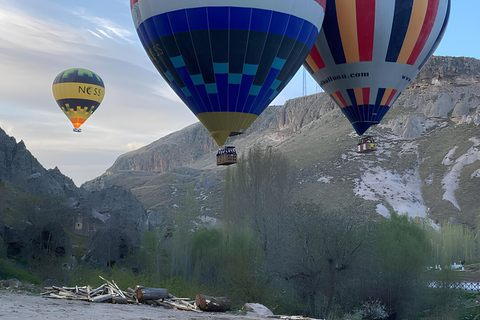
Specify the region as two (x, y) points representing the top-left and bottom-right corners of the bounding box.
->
(0, 289), (288, 320)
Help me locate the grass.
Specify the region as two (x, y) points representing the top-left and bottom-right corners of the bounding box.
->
(64, 228), (89, 246)
(0, 259), (41, 285)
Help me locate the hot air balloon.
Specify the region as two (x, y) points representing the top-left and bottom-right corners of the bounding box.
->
(131, 0), (326, 164)
(52, 68), (105, 132)
(304, 0), (450, 149)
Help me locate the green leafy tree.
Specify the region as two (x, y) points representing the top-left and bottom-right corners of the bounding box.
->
(219, 228), (267, 307)
(427, 221), (476, 267)
(190, 227), (223, 287)
(372, 212), (432, 318)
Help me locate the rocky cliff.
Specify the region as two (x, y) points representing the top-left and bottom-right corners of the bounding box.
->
(0, 130), (75, 197)
(0, 128), (148, 268)
(87, 55), (480, 228)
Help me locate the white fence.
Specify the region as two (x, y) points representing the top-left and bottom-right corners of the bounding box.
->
(429, 281), (480, 291)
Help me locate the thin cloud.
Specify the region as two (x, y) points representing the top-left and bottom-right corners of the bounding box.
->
(88, 29), (104, 39)
(71, 7), (135, 43)
(97, 29), (114, 40)
(0, 7), (88, 54)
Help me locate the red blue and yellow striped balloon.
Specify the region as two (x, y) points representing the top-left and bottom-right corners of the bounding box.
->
(52, 68), (105, 132)
(131, 0), (326, 146)
(304, 0), (450, 136)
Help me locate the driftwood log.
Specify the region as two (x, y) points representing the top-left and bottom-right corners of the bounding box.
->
(134, 286), (169, 302)
(92, 294), (113, 303)
(195, 294), (231, 312)
(112, 297), (129, 304)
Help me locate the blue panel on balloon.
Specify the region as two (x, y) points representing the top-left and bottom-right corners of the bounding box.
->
(141, 18), (159, 40)
(207, 7), (229, 29)
(285, 15), (303, 39)
(230, 7), (252, 30)
(205, 83), (218, 94)
(187, 7), (208, 30)
(269, 11), (289, 35)
(169, 10), (189, 34)
(150, 14), (170, 37)
(251, 9), (271, 33)
(196, 85), (211, 111)
(298, 23), (316, 46)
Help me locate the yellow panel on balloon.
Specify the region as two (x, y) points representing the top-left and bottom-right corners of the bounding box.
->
(196, 112), (258, 147)
(52, 82), (105, 103)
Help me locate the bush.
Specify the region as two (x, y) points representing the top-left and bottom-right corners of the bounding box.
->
(359, 300), (389, 320)
(159, 276), (213, 300)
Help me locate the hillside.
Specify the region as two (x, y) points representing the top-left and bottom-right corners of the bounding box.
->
(84, 55), (480, 228)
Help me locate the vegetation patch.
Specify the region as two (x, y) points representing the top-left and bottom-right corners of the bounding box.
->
(0, 259), (41, 285)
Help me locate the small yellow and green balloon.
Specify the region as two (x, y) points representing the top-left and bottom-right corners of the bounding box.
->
(52, 68), (104, 132)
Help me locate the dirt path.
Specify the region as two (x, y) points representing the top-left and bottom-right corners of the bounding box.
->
(0, 289), (268, 320)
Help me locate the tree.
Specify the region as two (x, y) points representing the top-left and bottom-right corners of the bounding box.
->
(170, 210), (193, 279)
(319, 206), (372, 318)
(274, 202), (327, 317)
(274, 202), (372, 318)
(219, 228), (267, 305)
(223, 145), (294, 260)
(139, 228), (171, 283)
(190, 227), (223, 287)
(427, 221), (476, 267)
(372, 212), (432, 318)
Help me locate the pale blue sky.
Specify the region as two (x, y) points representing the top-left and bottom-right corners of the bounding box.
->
(0, 0), (477, 185)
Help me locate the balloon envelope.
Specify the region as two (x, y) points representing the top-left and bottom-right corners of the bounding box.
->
(304, 0), (450, 135)
(131, 0), (326, 146)
(52, 68), (105, 130)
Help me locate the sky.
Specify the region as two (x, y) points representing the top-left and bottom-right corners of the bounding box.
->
(0, 0), (478, 186)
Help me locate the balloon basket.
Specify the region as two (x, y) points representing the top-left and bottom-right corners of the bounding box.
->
(356, 136), (376, 153)
(73, 128), (82, 133)
(216, 146), (237, 166)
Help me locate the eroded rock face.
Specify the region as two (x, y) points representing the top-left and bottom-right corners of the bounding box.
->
(412, 56), (480, 87)
(105, 123), (218, 174)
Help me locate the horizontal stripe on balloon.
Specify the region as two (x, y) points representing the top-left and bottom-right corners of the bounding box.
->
(52, 83), (105, 103)
(137, 7), (318, 44)
(131, 0), (326, 31)
(196, 111), (259, 146)
(56, 99), (101, 113)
